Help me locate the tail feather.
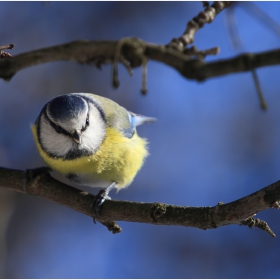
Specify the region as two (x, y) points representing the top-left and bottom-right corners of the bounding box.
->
(130, 112), (157, 127)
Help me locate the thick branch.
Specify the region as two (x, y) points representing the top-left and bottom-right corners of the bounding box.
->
(0, 166), (279, 236)
(0, 40), (117, 81)
(145, 44), (280, 81)
(0, 39), (279, 83)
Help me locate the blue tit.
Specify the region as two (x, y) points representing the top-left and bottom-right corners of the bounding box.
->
(32, 93), (156, 215)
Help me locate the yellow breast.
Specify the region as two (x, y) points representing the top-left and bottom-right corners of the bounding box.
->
(32, 126), (148, 189)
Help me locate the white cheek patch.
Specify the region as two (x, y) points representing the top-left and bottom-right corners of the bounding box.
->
(39, 100), (106, 158)
(80, 103), (106, 152)
(40, 114), (73, 157)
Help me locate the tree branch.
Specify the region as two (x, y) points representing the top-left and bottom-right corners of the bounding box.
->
(167, 1), (232, 51)
(0, 38), (280, 85)
(1, 166), (279, 236)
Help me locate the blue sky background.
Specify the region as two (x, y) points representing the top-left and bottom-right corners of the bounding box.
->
(1, 1), (280, 278)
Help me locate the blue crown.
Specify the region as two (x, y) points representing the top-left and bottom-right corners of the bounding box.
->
(48, 95), (87, 121)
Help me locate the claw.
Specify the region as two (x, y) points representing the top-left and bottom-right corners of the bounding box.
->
(92, 182), (116, 223)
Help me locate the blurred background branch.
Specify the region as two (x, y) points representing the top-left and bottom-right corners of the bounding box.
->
(167, 1), (232, 50)
(0, 39), (280, 86)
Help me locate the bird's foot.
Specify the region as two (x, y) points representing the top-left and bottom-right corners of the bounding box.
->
(92, 182), (116, 223)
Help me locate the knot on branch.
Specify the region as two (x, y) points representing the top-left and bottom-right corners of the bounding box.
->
(150, 203), (166, 222)
(24, 167), (52, 194)
(120, 37), (147, 68)
(100, 220), (122, 234)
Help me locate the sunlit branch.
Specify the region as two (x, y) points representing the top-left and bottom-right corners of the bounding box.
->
(0, 166), (279, 236)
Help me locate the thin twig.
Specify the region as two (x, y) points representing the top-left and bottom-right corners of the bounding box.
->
(0, 43), (15, 59)
(184, 46), (220, 58)
(251, 69), (267, 110)
(0, 44), (14, 51)
(225, 6), (243, 50)
(241, 217), (276, 237)
(141, 57), (148, 95)
(167, 1), (232, 51)
(120, 57), (133, 76)
(241, 2), (280, 37)
(112, 39), (124, 88)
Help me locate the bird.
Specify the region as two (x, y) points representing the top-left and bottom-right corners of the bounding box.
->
(32, 92), (156, 218)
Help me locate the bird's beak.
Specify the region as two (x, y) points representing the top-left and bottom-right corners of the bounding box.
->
(72, 130), (82, 144)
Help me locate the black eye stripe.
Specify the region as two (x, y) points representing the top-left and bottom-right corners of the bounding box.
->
(43, 110), (72, 138)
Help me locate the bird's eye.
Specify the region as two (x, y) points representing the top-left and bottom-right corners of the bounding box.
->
(85, 117), (89, 126)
